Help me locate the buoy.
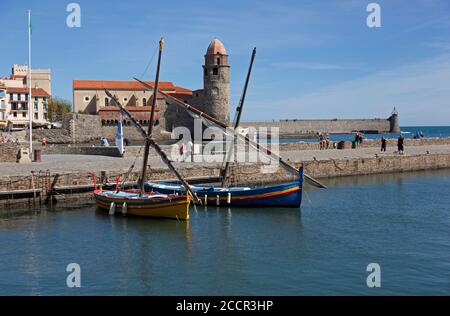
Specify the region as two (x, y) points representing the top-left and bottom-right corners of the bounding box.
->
(122, 202), (128, 216)
(227, 192), (231, 204)
(109, 202), (116, 215)
(216, 195), (220, 206)
(204, 194), (208, 205)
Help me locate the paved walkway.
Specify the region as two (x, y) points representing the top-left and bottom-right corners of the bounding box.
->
(1, 144), (449, 176)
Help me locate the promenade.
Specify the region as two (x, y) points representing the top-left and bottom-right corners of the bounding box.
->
(1, 144), (449, 177)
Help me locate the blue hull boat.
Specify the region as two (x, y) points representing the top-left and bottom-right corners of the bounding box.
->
(145, 167), (303, 208)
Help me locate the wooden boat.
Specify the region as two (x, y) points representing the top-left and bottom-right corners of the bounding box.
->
(94, 189), (191, 220)
(93, 38), (200, 221)
(146, 167), (303, 208)
(135, 49), (324, 209)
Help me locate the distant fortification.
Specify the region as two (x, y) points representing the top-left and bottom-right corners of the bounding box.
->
(241, 111), (400, 136)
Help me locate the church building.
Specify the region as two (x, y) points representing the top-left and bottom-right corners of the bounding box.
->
(72, 39), (231, 136)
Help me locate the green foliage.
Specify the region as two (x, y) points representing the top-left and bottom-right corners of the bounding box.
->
(47, 97), (71, 122)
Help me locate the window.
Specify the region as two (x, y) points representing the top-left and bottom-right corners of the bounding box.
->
(22, 112), (26, 118)
(213, 67), (218, 75)
(34, 103), (38, 111)
(124, 98), (128, 102)
(84, 96), (90, 102)
(44, 113), (48, 120)
(34, 112), (39, 120)
(9, 93), (13, 100)
(217, 57), (220, 65)
(43, 97), (47, 102)
(211, 87), (219, 95)
(105, 98), (109, 106)
(142, 98), (147, 106)
(43, 103), (47, 111)
(35, 96), (38, 102)
(13, 112), (17, 118)
(204, 68), (208, 76)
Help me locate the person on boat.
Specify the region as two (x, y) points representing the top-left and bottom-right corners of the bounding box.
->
(381, 136), (387, 152)
(397, 135), (404, 154)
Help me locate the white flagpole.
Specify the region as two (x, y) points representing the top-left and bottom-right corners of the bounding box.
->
(28, 10), (33, 159)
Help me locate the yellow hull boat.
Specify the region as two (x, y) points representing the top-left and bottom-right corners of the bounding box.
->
(94, 190), (191, 220)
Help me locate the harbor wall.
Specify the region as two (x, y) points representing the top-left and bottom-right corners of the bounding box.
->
(37, 137), (450, 157)
(1, 152), (449, 208)
(0, 144), (19, 163)
(240, 118), (392, 135)
(35, 114), (399, 144)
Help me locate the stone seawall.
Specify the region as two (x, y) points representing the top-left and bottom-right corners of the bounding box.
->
(241, 119), (391, 135)
(1, 152), (449, 208)
(37, 137), (450, 157)
(56, 113), (171, 144)
(0, 144), (19, 163)
(279, 137), (450, 151)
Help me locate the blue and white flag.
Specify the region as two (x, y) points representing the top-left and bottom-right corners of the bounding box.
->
(115, 112), (124, 155)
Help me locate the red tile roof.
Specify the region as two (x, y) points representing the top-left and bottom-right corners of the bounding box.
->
(98, 107), (160, 121)
(98, 106), (160, 112)
(6, 87), (50, 97)
(73, 80), (191, 93)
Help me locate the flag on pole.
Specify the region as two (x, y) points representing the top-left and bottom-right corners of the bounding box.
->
(115, 112), (124, 156)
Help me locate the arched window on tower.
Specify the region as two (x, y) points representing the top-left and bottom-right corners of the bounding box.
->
(213, 67), (218, 75)
(204, 68), (208, 76)
(217, 57), (220, 65)
(105, 97), (109, 106)
(143, 98), (147, 106)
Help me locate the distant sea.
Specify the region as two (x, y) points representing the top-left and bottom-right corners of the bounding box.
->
(278, 126), (450, 143)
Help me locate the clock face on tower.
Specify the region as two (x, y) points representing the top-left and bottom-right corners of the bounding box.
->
(211, 87), (219, 95)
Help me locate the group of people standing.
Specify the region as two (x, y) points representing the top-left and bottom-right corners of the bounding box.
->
(318, 132), (331, 150)
(380, 135), (405, 154)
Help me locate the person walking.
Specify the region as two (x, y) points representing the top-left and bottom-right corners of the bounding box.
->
(179, 142), (185, 161)
(186, 140), (193, 162)
(41, 137), (47, 147)
(381, 136), (387, 152)
(397, 134), (404, 155)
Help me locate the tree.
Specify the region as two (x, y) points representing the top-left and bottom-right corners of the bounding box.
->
(47, 97), (71, 122)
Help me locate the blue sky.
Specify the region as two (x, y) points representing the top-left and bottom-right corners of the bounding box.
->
(1, 0), (450, 125)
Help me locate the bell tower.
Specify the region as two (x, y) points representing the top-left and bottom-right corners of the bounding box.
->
(202, 39), (230, 124)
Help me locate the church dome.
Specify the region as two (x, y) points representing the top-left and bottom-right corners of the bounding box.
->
(206, 39), (227, 55)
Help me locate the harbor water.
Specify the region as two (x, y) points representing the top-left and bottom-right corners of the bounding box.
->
(0, 169), (449, 295)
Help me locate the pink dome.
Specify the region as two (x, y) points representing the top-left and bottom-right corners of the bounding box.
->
(206, 39), (227, 55)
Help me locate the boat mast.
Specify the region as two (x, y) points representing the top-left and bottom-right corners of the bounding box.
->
(220, 47), (256, 186)
(138, 38), (164, 196)
(134, 77), (327, 189)
(104, 89), (202, 204)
